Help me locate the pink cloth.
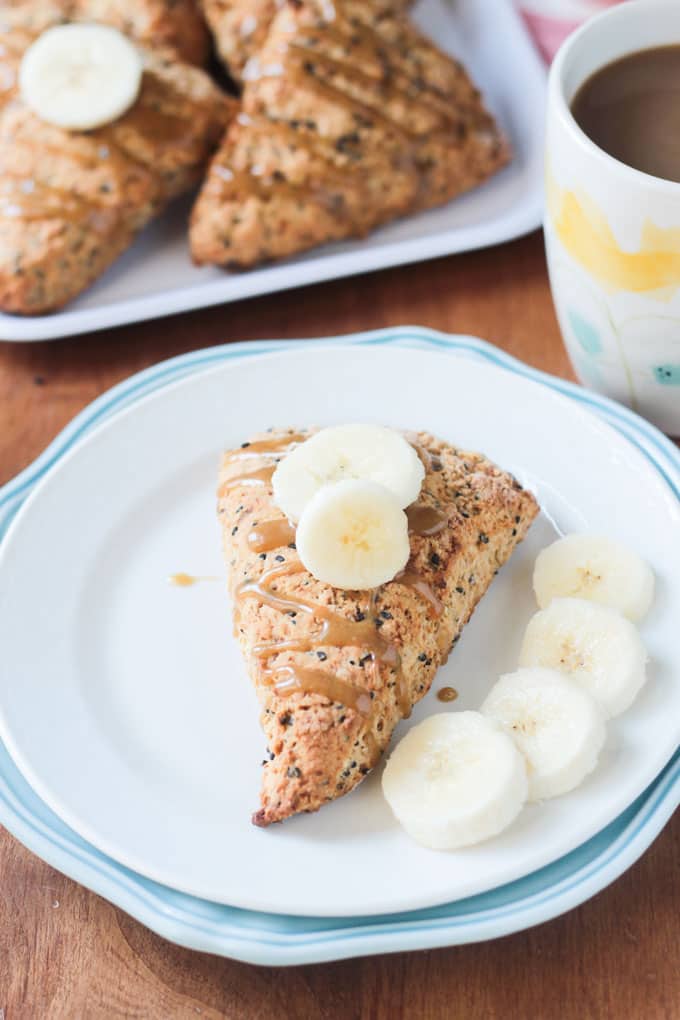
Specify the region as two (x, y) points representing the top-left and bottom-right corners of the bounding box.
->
(516, 1), (622, 62)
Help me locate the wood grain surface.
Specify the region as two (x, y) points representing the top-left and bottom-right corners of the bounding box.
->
(1, 232), (678, 1019)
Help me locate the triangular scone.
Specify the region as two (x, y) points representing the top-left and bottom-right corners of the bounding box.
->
(198, 0), (412, 84)
(217, 429), (538, 826)
(4, 1), (210, 65)
(190, 0), (510, 268)
(0, 29), (234, 314)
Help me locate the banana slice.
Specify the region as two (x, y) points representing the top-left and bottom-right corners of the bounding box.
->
(382, 712), (528, 850)
(519, 598), (647, 718)
(296, 479), (410, 589)
(533, 534), (654, 622)
(272, 424), (424, 523)
(481, 668), (606, 801)
(19, 24), (143, 131)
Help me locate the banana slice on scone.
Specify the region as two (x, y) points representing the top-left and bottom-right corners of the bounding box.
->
(382, 712), (528, 850)
(481, 668), (606, 801)
(533, 534), (654, 622)
(519, 598), (648, 718)
(20, 24), (143, 131)
(272, 424), (424, 522)
(296, 478), (410, 589)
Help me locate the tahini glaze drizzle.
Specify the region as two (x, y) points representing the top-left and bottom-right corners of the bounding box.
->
(237, 562), (409, 715)
(225, 431), (448, 721)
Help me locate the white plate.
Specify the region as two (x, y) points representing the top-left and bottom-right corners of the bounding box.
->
(0, 0), (545, 343)
(1, 341), (678, 917)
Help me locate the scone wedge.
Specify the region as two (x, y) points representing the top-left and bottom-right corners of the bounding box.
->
(0, 28), (234, 314)
(217, 429), (539, 826)
(190, 0), (510, 268)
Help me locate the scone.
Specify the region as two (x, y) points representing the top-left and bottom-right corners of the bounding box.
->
(3, 0), (210, 65)
(190, 0), (510, 268)
(198, 0), (413, 84)
(217, 429), (538, 825)
(0, 33), (234, 314)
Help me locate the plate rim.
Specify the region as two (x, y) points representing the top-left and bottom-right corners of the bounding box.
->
(1, 327), (678, 963)
(0, 0), (546, 343)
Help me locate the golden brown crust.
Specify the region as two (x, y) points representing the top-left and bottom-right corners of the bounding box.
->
(217, 428), (539, 826)
(199, 0), (413, 84)
(0, 41), (234, 315)
(190, 0), (510, 268)
(2, 0), (211, 65)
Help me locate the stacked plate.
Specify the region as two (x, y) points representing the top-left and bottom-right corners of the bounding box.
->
(1, 329), (678, 964)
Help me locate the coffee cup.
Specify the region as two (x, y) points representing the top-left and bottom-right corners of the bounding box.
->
(545, 0), (680, 436)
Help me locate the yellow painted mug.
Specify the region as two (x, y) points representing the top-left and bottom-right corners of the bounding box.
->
(545, 0), (680, 436)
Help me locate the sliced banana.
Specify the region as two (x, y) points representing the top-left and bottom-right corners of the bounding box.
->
(19, 24), (143, 131)
(382, 712), (528, 850)
(533, 534), (654, 622)
(296, 479), (410, 590)
(481, 668), (606, 801)
(519, 597), (647, 718)
(272, 424), (424, 523)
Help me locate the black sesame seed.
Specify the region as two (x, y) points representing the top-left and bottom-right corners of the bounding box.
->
(280, 713), (293, 726)
(515, 515), (521, 524)
(512, 528), (517, 537)
(455, 586), (465, 594)
(354, 609), (366, 622)
(359, 765), (370, 775)
(287, 766), (301, 778)
(288, 542), (297, 549)
(431, 459), (443, 472)
(374, 618), (384, 628)
(241, 442), (251, 448)
(478, 533), (489, 544)
(380, 610), (393, 620)
(275, 554), (285, 562)
(359, 654), (372, 667)
(231, 526), (238, 535)
(259, 552), (267, 559)
(350, 760), (357, 768)
(430, 553), (441, 567)
(317, 651), (327, 661)
(287, 610), (297, 617)
(418, 652), (427, 662)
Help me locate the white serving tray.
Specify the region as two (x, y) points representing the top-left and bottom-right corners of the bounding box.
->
(0, 0), (546, 342)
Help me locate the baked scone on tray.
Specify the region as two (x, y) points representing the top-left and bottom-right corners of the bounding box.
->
(2, 0), (211, 65)
(198, 0), (413, 84)
(0, 18), (234, 315)
(190, 0), (510, 268)
(217, 426), (538, 826)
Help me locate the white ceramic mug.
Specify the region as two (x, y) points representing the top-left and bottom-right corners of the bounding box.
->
(545, 0), (680, 436)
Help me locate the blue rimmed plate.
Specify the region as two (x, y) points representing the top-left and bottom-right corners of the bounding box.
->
(1, 329), (678, 962)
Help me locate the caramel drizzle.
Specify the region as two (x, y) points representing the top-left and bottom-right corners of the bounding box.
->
(395, 571), (444, 619)
(219, 464), (275, 494)
(236, 562), (409, 716)
(437, 686), (458, 703)
(248, 519), (296, 554)
(226, 432), (449, 722)
(219, 433), (307, 496)
(405, 503), (447, 537)
(264, 665), (372, 715)
(168, 573), (218, 587)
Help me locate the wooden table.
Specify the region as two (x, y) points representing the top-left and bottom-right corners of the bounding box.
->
(1, 232), (678, 1019)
